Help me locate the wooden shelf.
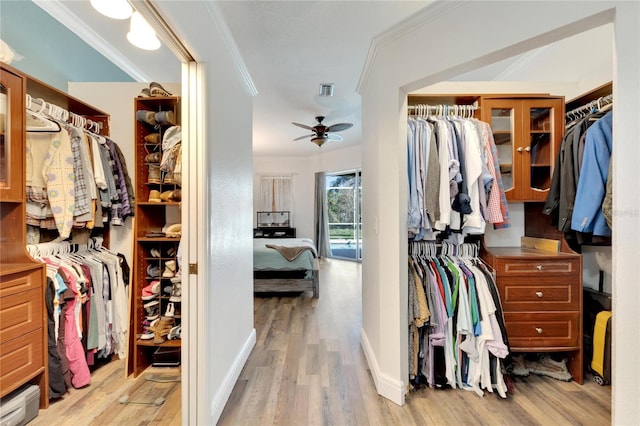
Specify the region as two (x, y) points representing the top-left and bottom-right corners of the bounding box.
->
(136, 339), (181, 348)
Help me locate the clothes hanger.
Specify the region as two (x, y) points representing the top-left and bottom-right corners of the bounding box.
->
(26, 97), (61, 133)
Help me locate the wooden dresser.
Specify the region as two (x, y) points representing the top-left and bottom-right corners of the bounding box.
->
(481, 245), (583, 384)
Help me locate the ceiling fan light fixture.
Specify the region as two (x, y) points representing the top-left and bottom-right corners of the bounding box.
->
(319, 83), (334, 97)
(90, 0), (133, 20)
(127, 12), (161, 51)
(311, 136), (327, 147)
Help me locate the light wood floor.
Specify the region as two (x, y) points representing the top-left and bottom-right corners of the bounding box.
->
(30, 258), (611, 425)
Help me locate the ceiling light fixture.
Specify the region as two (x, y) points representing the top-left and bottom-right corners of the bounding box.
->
(127, 11), (161, 51)
(90, 0), (133, 20)
(319, 83), (334, 97)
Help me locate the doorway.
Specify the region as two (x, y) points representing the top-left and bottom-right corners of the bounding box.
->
(326, 169), (362, 261)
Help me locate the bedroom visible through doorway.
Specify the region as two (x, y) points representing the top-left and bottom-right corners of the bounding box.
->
(326, 170), (362, 261)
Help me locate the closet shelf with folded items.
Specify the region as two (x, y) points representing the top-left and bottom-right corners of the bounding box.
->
(129, 94), (182, 377)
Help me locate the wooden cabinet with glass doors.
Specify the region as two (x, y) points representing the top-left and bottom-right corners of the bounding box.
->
(480, 96), (564, 202)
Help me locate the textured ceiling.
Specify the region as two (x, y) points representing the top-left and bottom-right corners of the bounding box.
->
(1, 1), (613, 158)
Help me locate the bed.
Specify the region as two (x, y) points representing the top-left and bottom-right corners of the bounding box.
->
(253, 237), (319, 298)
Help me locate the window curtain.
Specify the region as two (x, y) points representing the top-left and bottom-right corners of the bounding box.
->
(259, 176), (292, 212)
(314, 172), (331, 257)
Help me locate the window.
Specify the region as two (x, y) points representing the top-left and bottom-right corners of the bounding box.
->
(326, 170), (362, 261)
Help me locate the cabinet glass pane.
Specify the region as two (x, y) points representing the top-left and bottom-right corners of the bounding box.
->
(0, 86), (8, 187)
(530, 108), (552, 191)
(491, 108), (514, 192)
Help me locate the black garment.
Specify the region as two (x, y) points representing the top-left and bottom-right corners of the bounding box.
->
(46, 278), (66, 399)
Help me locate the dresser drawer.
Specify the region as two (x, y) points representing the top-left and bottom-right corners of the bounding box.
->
(0, 288), (43, 343)
(496, 258), (579, 275)
(500, 277), (580, 311)
(0, 328), (44, 398)
(0, 269), (42, 298)
(504, 312), (580, 350)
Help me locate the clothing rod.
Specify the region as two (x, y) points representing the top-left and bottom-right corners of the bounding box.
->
(408, 101), (479, 111)
(565, 94), (613, 117)
(26, 93), (103, 132)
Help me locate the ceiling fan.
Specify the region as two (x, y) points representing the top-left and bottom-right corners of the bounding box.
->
(292, 116), (353, 147)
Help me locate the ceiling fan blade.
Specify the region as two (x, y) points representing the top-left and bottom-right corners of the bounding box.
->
(292, 122), (314, 131)
(325, 122), (353, 133)
(326, 133), (344, 141)
(293, 134), (314, 141)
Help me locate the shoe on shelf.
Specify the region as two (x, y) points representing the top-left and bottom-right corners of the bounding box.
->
(147, 164), (162, 184)
(147, 264), (161, 278)
(163, 171), (176, 185)
(166, 247), (177, 257)
(144, 299), (160, 320)
(165, 302), (175, 317)
(142, 280), (160, 300)
(138, 87), (151, 97)
(160, 190), (174, 202)
(163, 223), (181, 238)
(149, 82), (172, 97)
(150, 248), (161, 258)
(167, 325), (181, 340)
(145, 152), (161, 163)
(136, 110), (157, 126)
(148, 190), (162, 203)
(141, 319), (158, 340)
(163, 284), (173, 295)
(144, 133), (161, 144)
(149, 316), (175, 344)
(169, 282), (182, 303)
(155, 110), (176, 126)
(163, 260), (176, 278)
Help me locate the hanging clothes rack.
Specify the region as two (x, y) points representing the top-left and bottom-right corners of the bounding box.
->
(26, 94), (103, 133)
(565, 94), (613, 120)
(408, 101), (479, 118)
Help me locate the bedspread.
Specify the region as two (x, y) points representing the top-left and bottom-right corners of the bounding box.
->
(253, 238), (317, 274)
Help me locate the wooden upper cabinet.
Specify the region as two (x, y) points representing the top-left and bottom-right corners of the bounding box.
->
(481, 96), (564, 202)
(0, 66), (26, 202)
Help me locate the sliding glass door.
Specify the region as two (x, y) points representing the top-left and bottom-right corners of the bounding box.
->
(326, 170), (362, 261)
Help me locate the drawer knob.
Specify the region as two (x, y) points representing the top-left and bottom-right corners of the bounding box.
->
(535, 327), (543, 334)
(536, 264), (544, 271)
(536, 291), (544, 298)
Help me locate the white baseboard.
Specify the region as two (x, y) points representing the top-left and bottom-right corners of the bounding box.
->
(360, 328), (407, 406)
(210, 328), (257, 422)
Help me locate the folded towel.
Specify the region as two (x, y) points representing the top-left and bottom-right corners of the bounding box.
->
(265, 244), (314, 261)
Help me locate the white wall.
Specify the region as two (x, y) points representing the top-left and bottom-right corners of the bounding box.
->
(253, 144), (362, 240)
(358, 3), (640, 425)
(68, 82), (181, 264)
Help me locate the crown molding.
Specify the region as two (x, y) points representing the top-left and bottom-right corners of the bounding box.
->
(356, 0), (467, 94)
(203, 1), (258, 97)
(33, 0), (152, 82)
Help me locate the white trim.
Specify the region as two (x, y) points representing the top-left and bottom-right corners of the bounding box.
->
(32, 0), (152, 82)
(357, 1), (465, 94)
(210, 329), (257, 421)
(203, 1), (258, 96)
(360, 328), (407, 406)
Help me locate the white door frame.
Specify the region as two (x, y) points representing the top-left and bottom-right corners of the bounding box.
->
(181, 61), (206, 425)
